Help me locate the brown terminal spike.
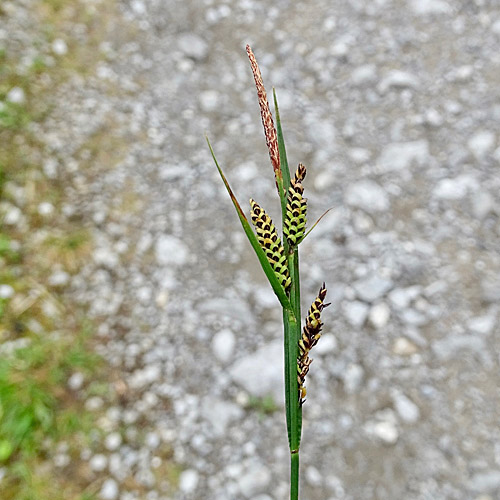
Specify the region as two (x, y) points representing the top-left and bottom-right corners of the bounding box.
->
(246, 45), (282, 193)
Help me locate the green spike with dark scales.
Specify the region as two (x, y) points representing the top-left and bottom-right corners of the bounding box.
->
(250, 199), (291, 294)
(284, 164), (308, 247)
(297, 283), (329, 405)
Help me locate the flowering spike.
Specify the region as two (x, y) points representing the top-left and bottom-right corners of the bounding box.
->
(246, 45), (282, 191)
(250, 199), (291, 294)
(297, 283), (329, 405)
(284, 164), (308, 247)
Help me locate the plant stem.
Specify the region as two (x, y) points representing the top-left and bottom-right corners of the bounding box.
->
(291, 450), (299, 500)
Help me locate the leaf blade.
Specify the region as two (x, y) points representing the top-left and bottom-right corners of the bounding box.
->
(206, 136), (294, 313)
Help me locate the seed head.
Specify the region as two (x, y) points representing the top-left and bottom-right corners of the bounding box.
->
(246, 45), (282, 191)
(250, 199), (291, 294)
(297, 283), (330, 405)
(284, 164), (307, 247)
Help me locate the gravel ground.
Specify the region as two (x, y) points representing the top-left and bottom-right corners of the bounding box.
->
(4, 0), (500, 499)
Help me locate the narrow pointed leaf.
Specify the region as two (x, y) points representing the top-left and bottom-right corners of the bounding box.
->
(207, 136), (294, 313)
(301, 207), (334, 242)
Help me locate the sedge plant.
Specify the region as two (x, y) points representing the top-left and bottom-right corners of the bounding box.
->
(207, 45), (330, 500)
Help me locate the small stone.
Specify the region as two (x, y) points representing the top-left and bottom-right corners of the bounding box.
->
(6, 86), (25, 104)
(353, 275), (393, 303)
(343, 300), (369, 327)
(48, 270), (70, 287)
(343, 364), (364, 394)
(351, 64), (377, 86)
(0, 284), (14, 299)
(67, 372), (84, 391)
(179, 469), (199, 493)
(90, 454), (108, 472)
(99, 479), (119, 500)
(468, 471), (500, 493)
(211, 329), (236, 364)
(238, 463), (272, 497)
(202, 398), (243, 437)
(199, 90), (219, 112)
(378, 141), (429, 172)
(392, 337), (418, 356)
(400, 308), (428, 326)
(433, 175), (478, 201)
(229, 339), (283, 403)
(155, 235), (189, 266)
(468, 130), (496, 159)
(368, 303), (390, 329)
(388, 286), (422, 309)
(178, 33), (208, 61)
(104, 432), (122, 451)
(52, 38), (68, 56)
(467, 314), (496, 335)
(410, 0), (451, 15)
(3, 206), (22, 225)
(305, 465), (323, 487)
(432, 334), (488, 362)
(85, 396), (104, 411)
(373, 420), (398, 444)
(472, 192), (496, 220)
(392, 391), (420, 423)
(345, 180), (389, 213)
(315, 334), (337, 355)
(378, 70), (419, 93)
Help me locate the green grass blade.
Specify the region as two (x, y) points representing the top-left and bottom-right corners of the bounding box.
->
(207, 136), (294, 313)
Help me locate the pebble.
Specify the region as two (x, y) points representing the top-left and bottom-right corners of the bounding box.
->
(343, 363), (364, 394)
(468, 130), (496, 159)
(0, 284), (15, 299)
(391, 391), (420, 423)
(306, 465), (323, 487)
(353, 275), (393, 303)
(350, 64), (377, 86)
(471, 192), (496, 220)
(177, 33), (208, 61)
(199, 90), (219, 112)
(432, 334), (488, 362)
(467, 313), (496, 336)
(468, 470), (500, 493)
(202, 398), (243, 437)
(211, 328), (236, 364)
(377, 140), (429, 172)
(6, 86), (25, 104)
(388, 287), (421, 309)
(343, 300), (369, 327)
(378, 70), (419, 93)
(433, 175), (478, 201)
(238, 463), (272, 497)
(366, 419), (399, 445)
(155, 235), (189, 266)
(392, 337), (418, 356)
(315, 334), (338, 355)
(67, 372), (84, 391)
(229, 340), (283, 403)
(345, 179), (389, 214)
(48, 270), (70, 287)
(99, 479), (119, 500)
(368, 302), (391, 329)
(52, 38), (68, 56)
(3, 205), (22, 225)
(90, 453), (108, 472)
(104, 432), (122, 451)
(410, 0), (451, 15)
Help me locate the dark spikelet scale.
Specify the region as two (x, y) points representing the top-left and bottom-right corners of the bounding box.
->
(284, 164), (308, 247)
(297, 283), (330, 405)
(250, 199), (291, 294)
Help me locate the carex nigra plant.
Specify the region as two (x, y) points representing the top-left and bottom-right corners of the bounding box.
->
(207, 45), (330, 500)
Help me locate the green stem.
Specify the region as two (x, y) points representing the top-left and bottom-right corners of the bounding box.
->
(291, 450), (299, 500)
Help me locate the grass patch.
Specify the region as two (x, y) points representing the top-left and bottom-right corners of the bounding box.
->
(0, 1), (123, 498)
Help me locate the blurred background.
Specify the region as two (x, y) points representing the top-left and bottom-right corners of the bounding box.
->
(1, 0), (500, 499)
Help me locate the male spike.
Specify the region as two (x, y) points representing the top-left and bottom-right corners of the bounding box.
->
(250, 199), (291, 294)
(284, 164), (307, 247)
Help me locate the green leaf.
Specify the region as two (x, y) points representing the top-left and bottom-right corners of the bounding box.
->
(206, 136), (294, 314)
